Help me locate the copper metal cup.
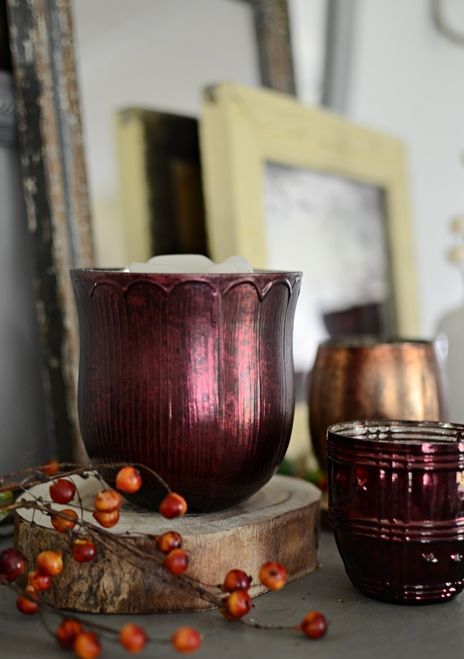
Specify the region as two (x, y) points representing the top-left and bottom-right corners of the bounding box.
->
(328, 420), (464, 604)
(309, 338), (447, 472)
(71, 268), (301, 511)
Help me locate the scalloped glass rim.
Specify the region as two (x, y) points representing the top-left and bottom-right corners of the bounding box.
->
(70, 268), (303, 277)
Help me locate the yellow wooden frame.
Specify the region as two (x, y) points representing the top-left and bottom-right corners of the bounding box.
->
(200, 82), (419, 335)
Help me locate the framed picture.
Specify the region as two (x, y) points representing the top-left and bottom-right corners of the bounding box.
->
(115, 108), (208, 262)
(6, 0), (94, 462)
(200, 82), (419, 463)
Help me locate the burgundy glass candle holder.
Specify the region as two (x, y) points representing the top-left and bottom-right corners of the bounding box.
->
(328, 420), (464, 604)
(71, 269), (301, 511)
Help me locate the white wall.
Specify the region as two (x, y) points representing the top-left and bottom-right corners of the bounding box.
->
(73, 0), (260, 267)
(347, 0), (464, 334)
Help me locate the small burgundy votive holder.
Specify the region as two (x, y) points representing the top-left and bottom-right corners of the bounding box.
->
(328, 420), (464, 604)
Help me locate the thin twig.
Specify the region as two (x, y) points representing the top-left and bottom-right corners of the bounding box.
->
(241, 618), (298, 632)
(0, 461), (172, 498)
(3, 464), (242, 611)
(8, 490), (223, 609)
(0, 463), (78, 486)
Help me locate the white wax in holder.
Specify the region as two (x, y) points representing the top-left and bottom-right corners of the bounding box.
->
(128, 254), (254, 274)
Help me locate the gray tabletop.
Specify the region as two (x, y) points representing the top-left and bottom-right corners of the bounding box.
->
(0, 529), (462, 659)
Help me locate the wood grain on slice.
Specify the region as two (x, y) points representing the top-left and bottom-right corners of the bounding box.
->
(15, 474), (320, 614)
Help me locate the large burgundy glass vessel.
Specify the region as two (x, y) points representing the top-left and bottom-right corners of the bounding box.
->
(71, 269), (301, 511)
(328, 420), (464, 604)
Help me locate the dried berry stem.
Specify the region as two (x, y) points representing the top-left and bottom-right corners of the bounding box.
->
(0, 462), (171, 495)
(241, 619), (298, 632)
(1, 489), (223, 610)
(0, 460), (327, 653)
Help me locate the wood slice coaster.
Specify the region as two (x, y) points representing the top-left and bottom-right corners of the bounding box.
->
(15, 474), (320, 614)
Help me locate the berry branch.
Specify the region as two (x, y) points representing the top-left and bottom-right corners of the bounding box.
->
(0, 461), (327, 657)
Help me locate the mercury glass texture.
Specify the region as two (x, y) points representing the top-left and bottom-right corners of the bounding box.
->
(310, 338), (446, 472)
(328, 420), (464, 603)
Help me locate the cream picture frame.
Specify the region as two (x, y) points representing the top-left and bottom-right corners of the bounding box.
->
(200, 82), (419, 337)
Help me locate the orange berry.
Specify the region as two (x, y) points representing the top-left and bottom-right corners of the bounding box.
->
(93, 509), (120, 528)
(223, 590), (251, 618)
(94, 489), (122, 513)
(157, 531), (183, 554)
(259, 561), (287, 590)
(36, 550), (63, 576)
(51, 508), (78, 533)
(73, 631), (101, 659)
(115, 466), (142, 494)
(159, 492), (187, 519)
(49, 479), (76, 504)
(171, 627), (202, 653)
(41, 460), (60, 476)
(16, 587), (39, 615)
(119, 623), (148, 653)
(28, 570), (52, 591)
(72, 539), (97, 563)
(300, 611), (328, 639)
(55, 618), (84, 649)
(222, 569), (251, 593)
(163, 548), (189, 575)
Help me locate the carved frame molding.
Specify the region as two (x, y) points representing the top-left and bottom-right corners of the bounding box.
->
(6, 0), (94, 460)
